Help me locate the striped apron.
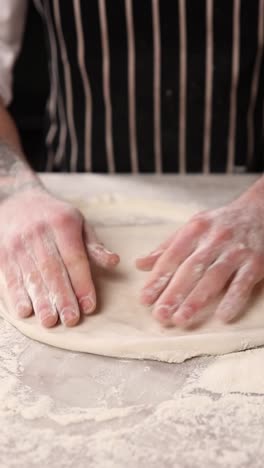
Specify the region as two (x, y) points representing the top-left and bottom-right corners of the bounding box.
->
(34, 0), (264, 173)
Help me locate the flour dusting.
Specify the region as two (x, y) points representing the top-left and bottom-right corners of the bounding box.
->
(1, 318), (264, 468)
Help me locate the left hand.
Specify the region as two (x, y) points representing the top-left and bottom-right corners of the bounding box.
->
(136, 183), (264, 326)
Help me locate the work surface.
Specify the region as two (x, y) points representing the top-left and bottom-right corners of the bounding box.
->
(1, 174), (264, 468)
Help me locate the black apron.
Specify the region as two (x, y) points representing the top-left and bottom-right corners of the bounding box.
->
(34, 0), (264, 173)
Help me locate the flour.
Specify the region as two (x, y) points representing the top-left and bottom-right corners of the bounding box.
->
(0, 319), (264, 467)
(1, 194), (264, 467)
(0, 322), (140, 424)
(185, 347), (264, 394)
(71, 393), (264, 468)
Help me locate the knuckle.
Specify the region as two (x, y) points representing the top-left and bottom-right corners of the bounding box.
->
(66, 251), (88, 270)
(19, 222), (47, 246)
(211, 226), (233, 243)
(32, 221), (47, 237)
(35, 301), (52, 313)
(10, 234), (23, 253)
(169, 238), (182, 255)
(191, 248), (210, 265)
(53, 208), (83, 230)
(225, 245), (248, 262)
(40, 258), (62, 278)
(25, 270), (42, 289)
(191, 210), (210, 223)
(189, 213), (210, 232)
(232, 276), (253, 293)
(249, 253), (264, 274)
(233, 259), (261, 289)
(5, 273), (21, 290)
(232, 243), (248, 255)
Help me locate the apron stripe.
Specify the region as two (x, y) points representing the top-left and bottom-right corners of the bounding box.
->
(98, 0), (115, 173)
(247, 0), (264, 167)
(178, 0), (187, 174)
(44, 1), (67, 169)
(203, 0), (214, 174)
(43, 0), (59, 171)
(53, 0), (78, 172)
(73, 0), (93, 172)
(227, 0), (241, 174)
(152, 0), (162, 173)
(125, 0), (138, 173)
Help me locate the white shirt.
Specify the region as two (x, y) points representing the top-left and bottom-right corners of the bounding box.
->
(0, 0), (28, 106)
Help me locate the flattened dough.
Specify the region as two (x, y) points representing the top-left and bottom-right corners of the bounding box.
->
(1, 197), (264, 363)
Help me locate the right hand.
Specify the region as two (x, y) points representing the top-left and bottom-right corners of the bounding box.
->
(0, 185), (119, 327)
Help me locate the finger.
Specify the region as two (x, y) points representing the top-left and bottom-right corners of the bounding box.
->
(52, 222), (97, 317)
(0, 249), (32, 318)
(171, 246), (248, 326)
(215, 257), (262, 323)
(84, 222), (120, 268)
(136, 212), (211, 271)
(152, 244), (220, 322)
(17, 246), (59, 328)
(30, 227), (82, 325)
(135, 233), (175, 271)
(149, 224), (243, 315)
(140, 216), (210, 306)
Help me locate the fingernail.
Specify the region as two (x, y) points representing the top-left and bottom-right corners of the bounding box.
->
(15, 301), (32, 318)
(79, 295), (95, 314)
(138, 248), (164, 260)
(142, 288), (154, 300)
(88, 243), (111, 256)
(150, 249), (165, 257)
(153, 304), (178, 321)
(60, 306), (79, 326)
(39, 309), (58, 328)
(107, 253), (120, 267)
(173, 305), (194, 324)
(139, 292), (153, 307)
(102, 247), (115, 256)
(140, 289), (156, 306)
(217, 306), (234, 323)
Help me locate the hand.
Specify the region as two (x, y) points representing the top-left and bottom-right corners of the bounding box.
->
(136, 185), (264, 326)
(0, 186), (119, 327)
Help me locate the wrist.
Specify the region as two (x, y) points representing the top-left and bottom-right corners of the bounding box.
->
(0, 142), (46, 202)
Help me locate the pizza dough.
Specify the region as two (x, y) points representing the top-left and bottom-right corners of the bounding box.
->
(1, 197), (264, 363)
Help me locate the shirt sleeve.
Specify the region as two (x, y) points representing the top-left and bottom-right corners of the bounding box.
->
(0, 0), (29, 106)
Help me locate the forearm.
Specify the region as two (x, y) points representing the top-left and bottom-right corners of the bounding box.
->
(0, 99), (44, 202)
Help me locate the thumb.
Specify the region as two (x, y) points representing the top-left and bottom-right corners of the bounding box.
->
(83, 221), (120, 268)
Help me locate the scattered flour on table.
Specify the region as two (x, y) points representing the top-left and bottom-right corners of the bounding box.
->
(1, 320), (264, 468)
(185, 348), (264, 394)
